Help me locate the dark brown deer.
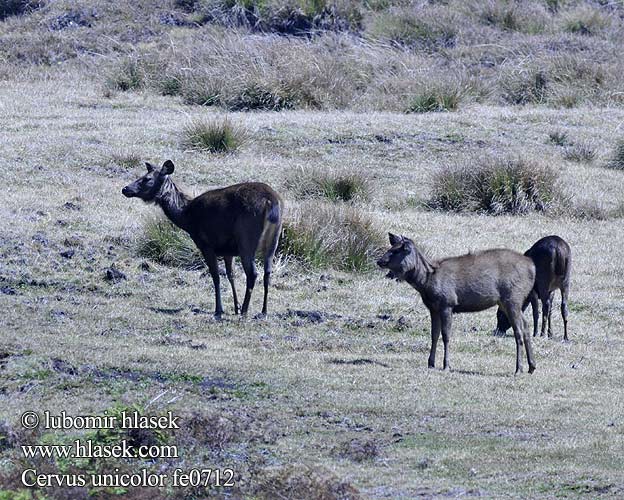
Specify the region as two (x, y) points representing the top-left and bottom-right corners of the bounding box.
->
(495, 235), (571, 341)
(377, 233), (536, 374)
(122, 160), (283, 319)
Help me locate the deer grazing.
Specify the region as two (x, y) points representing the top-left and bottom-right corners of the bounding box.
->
(377, 234), (536, 374)
(122, 160), (283, 319)
(495, 235), (571, 341)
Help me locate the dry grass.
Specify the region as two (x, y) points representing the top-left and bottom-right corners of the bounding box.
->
(429, 157), (562, 215)
(1, 39), (624, 500)
(284, 167), (372, 202)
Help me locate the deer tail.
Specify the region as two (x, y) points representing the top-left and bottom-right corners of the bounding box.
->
(266, 198), (281, 225)
(554, 246), (568, 277)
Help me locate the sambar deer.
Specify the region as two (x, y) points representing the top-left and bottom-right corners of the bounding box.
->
(122, 160), (283, 318)
(377, 233), (536, 374)
(495, 235), (571, 341)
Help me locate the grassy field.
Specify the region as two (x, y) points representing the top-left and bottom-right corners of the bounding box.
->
(1, 1), (624, 499)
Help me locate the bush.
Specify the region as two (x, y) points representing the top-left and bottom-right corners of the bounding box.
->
(279, 202), (384, 271)
(562, 141), (595, 163)
(471, 0), (549, 34)
(182, 117), (244, 153)
(284, 167), (371, 202)
(428, 157), (561, 214)
(606, 139), (624, 170)
(137, 217), (204, 269)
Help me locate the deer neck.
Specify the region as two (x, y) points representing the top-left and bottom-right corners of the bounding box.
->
(405, 252), (435, 292)
(155, 177), (192, 232)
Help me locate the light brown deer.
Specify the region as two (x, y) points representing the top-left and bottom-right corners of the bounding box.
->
(122, 160), (283, 318)
(495, 235), (571, 341)
(377, 233), (536, 374)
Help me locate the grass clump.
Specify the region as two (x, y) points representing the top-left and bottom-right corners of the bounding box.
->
(137, 217), (204, 269)
(104, 57), (146, 92)
(548, 130), (570, 146)
(562, 141), (595, 163)
(182, 117), (244, 153)
(562, 6), (610, 35)
(280, 202), (384, 271)
(0, 0), (41, 20)
(254, 464), (361, 500)
(284, 167), (372, 202)
(367, 6), (457, 50)
(606, 139), (624, 170)
(406, 82), (461, 113)
(429, 157), (560, 215)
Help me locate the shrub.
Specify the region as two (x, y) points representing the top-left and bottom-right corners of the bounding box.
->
(137, 217), (204, 269)
(284, 167), (372, 202)
(606, 139), (624, 170)
(562, 141), (595, 162)
(428, 157), (560, 214)
(279, 202), (384, 271)
(182, 117), (244, 153)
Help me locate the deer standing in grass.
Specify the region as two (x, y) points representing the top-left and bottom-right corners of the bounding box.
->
(377, 233), (536, 374)
(122, 160), (283, 318)
(495, 235), (571, 341)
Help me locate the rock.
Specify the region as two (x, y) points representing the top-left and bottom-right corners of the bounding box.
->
(104, 266), (126, 283)
(60, 249), (75, 259)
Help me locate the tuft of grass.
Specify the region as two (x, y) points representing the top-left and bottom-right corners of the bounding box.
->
(367, 6), (458, 50)
(0, 0), (41, 20)
(182, 117), (244, 153)
(428, 157), (561, 215)
(284, 168), (372, 202)
(136, 217), (204, 269)
(279, 202), (384, 271)
(606, 139), (624, 170)
(562, 141), (595, 163)
(562, 6), (610, 36)
(548, 130), (570, 146)
(499, 65), (548, 105)
(254, 464), (361, 500)
(111, 151), (142, 169)
(104, 57), (147, 92)
(406, 82), (461, 113)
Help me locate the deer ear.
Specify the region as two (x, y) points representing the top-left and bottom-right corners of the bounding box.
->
(388, 232), (402, 245)
(145, 162), (155, 172)
(161, 160), (175, 175)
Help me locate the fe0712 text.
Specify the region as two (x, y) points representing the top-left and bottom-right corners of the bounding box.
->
(172, 468), (235, 488)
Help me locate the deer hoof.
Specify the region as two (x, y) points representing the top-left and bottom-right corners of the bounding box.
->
(528, 365), (536, 374)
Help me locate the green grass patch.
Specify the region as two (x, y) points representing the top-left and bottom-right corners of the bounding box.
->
(136, 217), (204, 269)
(279, 202), (384, 271)
(181, 117), (244, 153)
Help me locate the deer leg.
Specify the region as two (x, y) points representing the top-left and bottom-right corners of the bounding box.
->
(428, 311), (441, 369)
(203, 251), (223, 319)
(530, 290), (539, 337)
(547, 291), (555, 338)
(224, 256), (239, 315)
(240, 254), (258, 316)
(561, 286), (569, 342)
(440, 308), (453, 371)
(540, 291), (550, 337)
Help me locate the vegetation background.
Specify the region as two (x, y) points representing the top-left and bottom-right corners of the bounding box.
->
(1, 0), (624, 498)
